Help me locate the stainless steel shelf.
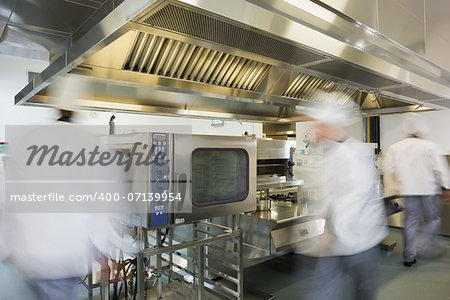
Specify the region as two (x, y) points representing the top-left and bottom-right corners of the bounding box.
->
(257, 180), (304, 190)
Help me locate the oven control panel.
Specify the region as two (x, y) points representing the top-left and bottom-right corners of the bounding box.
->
(151, 133), (170, 227)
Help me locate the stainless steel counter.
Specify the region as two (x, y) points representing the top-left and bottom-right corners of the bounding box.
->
(256, 180), (304, 191)
(243, 202), (325, 261)
(245, 201), (319, 224)
(213, 201), (324, 266)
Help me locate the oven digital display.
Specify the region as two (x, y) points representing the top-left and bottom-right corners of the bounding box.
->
(191, 148), (249, 206)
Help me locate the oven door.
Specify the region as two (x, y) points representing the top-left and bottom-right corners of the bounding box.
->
(173, 135), (256, 222)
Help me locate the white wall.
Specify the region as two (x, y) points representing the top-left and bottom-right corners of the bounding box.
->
(381, 109), (450, 154)
(0, 54), (262, 141)
(380, 114), (404, 152)
(0, 55), (55, 141)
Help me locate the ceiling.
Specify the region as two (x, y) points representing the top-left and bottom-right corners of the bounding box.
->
(3, 0), (450, 122)
(0, 0), (117, 59)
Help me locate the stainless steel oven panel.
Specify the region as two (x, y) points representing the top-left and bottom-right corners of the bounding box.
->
(101, 132), (175, 228)
(257, 139), (296, 160)
(174, 135), (256, 222)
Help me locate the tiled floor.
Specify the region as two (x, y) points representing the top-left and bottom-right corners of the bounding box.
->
(244, 228), (450, 300)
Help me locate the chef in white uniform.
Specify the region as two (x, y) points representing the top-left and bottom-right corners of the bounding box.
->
(384, 112), (450, 266)
(302, 95), (387, 300)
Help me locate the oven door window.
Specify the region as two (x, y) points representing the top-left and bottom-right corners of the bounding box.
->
(192, 148), (249, 206)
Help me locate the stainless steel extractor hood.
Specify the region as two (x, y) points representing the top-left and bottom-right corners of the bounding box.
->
(13, 0), (450, 122)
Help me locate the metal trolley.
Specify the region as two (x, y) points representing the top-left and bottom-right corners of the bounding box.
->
(136, 215), (244, 300)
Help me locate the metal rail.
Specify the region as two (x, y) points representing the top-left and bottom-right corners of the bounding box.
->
(141, 231), (240, 256)
(137, 217), (243, 300)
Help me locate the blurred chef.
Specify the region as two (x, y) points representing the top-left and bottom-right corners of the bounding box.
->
(384, 112), (450, 266)
(3, 76), (136, 300)
(303, 93), (387, 300)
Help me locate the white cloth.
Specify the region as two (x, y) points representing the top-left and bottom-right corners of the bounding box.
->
(384, 137), (450, 196)
(300, 139), (387, 256)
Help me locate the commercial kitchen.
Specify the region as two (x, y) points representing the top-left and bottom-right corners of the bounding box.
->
(0, 0), (450, 299)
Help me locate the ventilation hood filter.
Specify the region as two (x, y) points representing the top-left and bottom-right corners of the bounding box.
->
(283, 73), (358, 104)
(122, 31), (271, 91)
(137, 2), (325, 66)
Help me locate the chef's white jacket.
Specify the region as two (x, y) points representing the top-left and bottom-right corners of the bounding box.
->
(299, 139), (387, 256)
(384, 137), (450, 196)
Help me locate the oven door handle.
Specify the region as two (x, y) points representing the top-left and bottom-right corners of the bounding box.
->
(175, 173), (187, 211)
